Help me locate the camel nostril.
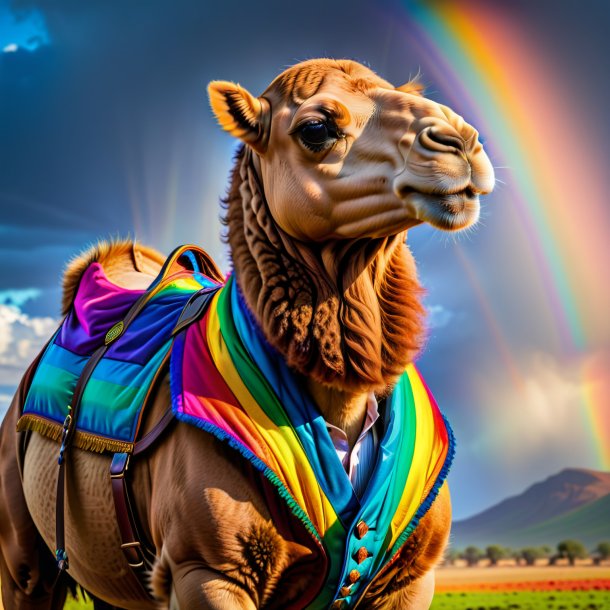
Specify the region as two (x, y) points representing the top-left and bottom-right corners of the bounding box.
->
(422, 128), (465, 153)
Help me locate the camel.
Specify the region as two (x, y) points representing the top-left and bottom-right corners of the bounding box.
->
(0, 59), (494, 609)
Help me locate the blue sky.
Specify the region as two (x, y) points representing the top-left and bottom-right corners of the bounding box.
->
(1, 0), (609, 520)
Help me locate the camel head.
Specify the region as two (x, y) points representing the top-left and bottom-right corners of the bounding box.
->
(207, 59), (494, 393)
(208, 58), (494, 239)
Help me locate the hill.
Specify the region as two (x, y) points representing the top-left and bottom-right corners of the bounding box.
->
(451, 468), (610, 549)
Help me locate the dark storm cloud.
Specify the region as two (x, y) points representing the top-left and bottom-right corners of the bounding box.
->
(1, 0), (412, 296)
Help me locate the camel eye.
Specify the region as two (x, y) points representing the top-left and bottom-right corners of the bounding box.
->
(297, 120), (339, 152)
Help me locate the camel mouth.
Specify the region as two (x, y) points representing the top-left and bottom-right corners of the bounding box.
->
(408, 186), (481, 231)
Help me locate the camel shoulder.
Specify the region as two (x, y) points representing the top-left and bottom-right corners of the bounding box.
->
(150, 426), (314, 607)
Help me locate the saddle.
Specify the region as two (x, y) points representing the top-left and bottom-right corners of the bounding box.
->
(17, 244), (223, 588)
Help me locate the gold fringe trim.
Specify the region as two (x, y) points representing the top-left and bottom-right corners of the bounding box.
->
(17, 414), (62, 442)
(17, 414), (134, 454)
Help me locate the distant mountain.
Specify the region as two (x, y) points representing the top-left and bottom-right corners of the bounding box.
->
(451, 468), (610, 549)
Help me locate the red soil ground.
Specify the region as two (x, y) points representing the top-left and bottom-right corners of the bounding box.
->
(436, 565), (610, 592)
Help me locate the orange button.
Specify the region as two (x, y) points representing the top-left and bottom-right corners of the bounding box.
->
(340, 586), (352, 597)
(356, 520), (369, 539)
(348, 569), (360, 583)
(356, 546), (370, 564)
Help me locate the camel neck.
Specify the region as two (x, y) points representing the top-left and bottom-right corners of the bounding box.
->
(227, 146), (426, 394)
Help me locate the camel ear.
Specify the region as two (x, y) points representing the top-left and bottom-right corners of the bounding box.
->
(396, 79), (425, 97)
(207, 81), (270, 153)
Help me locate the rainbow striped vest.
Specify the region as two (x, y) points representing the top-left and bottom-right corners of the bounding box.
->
(19, 246), (454, 609)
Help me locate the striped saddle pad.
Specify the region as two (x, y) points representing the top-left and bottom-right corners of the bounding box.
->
(18, 245), (221, 453)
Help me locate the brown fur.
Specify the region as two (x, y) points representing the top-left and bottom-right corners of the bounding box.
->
(264, 58), (395, 103)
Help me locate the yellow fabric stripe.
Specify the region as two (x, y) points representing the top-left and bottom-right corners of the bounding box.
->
(206, 291), (338, 538)
(388, 364), (438, 548)
(143, 274), (203, 303)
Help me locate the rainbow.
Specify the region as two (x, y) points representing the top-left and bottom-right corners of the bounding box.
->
(400, 0), (610, 469)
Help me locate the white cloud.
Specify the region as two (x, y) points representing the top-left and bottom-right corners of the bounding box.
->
(0, 304), (57, 386)
(3, 43), (18, 53)
(427, 304), (454, 329)
(0, 394), (13, 419)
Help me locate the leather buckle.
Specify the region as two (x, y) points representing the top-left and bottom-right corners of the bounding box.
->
(57, 411), (72, 465)
(121, 541), (145, 568)
(110, 453), (130, 478)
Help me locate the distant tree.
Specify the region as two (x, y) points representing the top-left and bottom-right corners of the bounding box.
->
(595, 542), (610, 560)
(463, 546), (483, 567)
(521, 547), (544, 566)
(593, 541), (610, 565)
(557, 539), (588, 566)
(485, 545), (506, 566)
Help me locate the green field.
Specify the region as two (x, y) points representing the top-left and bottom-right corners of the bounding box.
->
(58, 590), (610, 610)
(431, 590), (610, 610)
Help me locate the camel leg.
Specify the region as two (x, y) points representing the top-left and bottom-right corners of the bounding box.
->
(0, 391), (70, 610)
(0, 527), (69, 610)
(171, 564), (256, 610)
(402, 570), (435, 610)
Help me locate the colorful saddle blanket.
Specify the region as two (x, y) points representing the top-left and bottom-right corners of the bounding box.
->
(19, 245), (454, 610)
(18, 245), (221, 452)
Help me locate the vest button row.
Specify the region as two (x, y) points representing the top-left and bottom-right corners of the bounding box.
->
(334, 528), (371, 610)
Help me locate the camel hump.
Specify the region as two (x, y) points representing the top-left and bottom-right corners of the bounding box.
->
(61, 239), (166, 315)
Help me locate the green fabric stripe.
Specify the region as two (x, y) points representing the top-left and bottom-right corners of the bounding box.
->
(377, 376), (417, 568)
(215, 284), (299, 432)
(78, 341), (172, 440)
(24, 361), (77, 422)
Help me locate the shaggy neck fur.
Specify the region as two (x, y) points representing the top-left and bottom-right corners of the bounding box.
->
(225, 147), (425, 396)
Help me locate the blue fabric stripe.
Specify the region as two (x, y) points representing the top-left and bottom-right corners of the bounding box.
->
(106, 291), (195, 365)
(77, 341), (172, 440)
(89, 356), (146, 386)
(35, 340), (87, 374)
(23, 342), (87, 424)
(336, 377), (416, 604)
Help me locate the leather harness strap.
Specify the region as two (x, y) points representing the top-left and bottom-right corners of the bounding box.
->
(54, 244), (204, 571)
(110, 453), (148, 571)
(52, 246), (220, 596)
(55, 287), (152, 570)
(109, 408), (176, 572)
(108, 288), (219, 579)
